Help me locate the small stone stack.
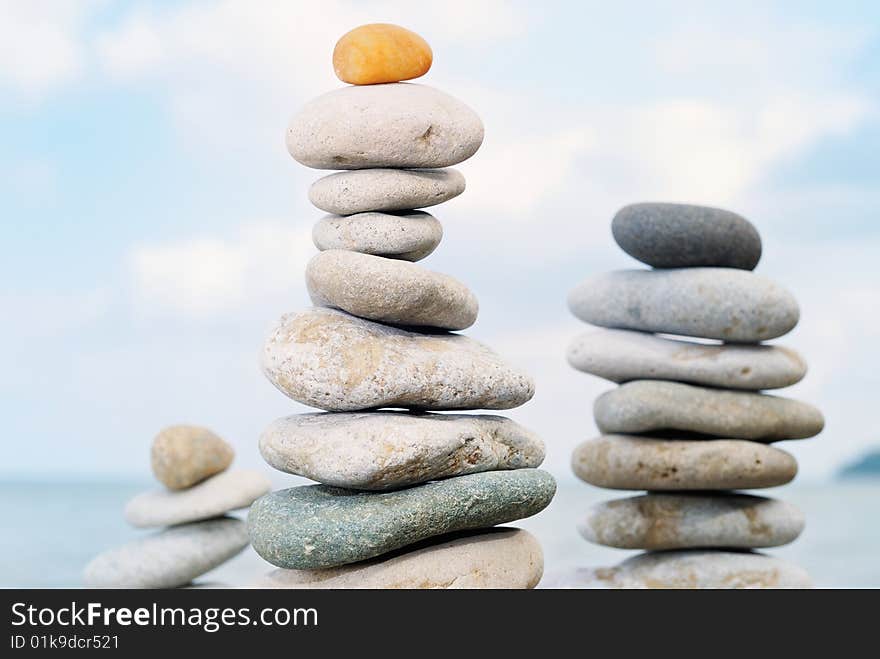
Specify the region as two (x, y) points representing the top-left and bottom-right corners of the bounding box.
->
(247, 24), (555, 589)
(84, 425), (270, 588)
(564, 203), (823, 588)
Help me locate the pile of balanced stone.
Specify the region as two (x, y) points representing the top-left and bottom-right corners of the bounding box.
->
(246, 23), (555, 589)
(84, 425), (270, 588)
(562, 203), (824, 588)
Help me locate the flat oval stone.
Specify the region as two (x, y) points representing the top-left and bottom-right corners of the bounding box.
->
(313, 211), (442, 261)
(83, 518), (248, 588)
(568, 268), (799, 342)
(255, 528), (542, 589)
(259, 412), (544, 490)
(287, 83), (484, 169)
(572, 435), (797, 490)
(567, 328), (806, 390)
(612, 203), (762, 269)
(124, 469), (271, 528)
(579, 493), (805, 550)
(247, 469), (556, 569)
(309, 169), (465, 215)
(306, 250), (478, 330)
(261, 307), (534, 411)
(150, 424), (234, 490)
(333, 23), (432, 85)
(542, 551), (811, 589)
(595, 380), (824, 440)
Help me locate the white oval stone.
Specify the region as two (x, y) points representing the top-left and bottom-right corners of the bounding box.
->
(255, 528), (543, 589)
(568, 268), (799, 342)
(306, 250), (478, 330)
(572, 435), (798, 490)
(261, 307), (534, 412)
(287, 83), (484, 169)
(309, 169), (465, 215)
(83, 518), (248, 588)
(124, 469), (271, 528)
(579, 493), (805, 550)
(541, 551), (811, 589)
(567, 328), (806, 390)
(259, 412), (545, 490)
(595, 380), (824, 440)
(313, 211), (442, 262)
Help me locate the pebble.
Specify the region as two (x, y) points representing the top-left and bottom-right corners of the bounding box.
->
(256, 528), (543, 589)
(247, 469), (556, 569)
(568, 268), (799, 342)
(612, 203), (762, 269)
(259, 412), (544, 490)
(567, 328), (806, 390)
(312, 211), (442, 261)
(150, 424), (234, 490)
(124, 469), (271, 528)
(261, 307), (534, 411)
(309, 168), (465, 215)
(333, 23), (432, 85)
(83, 518), (248, 588)
(595, 380), (824, 440)
(578, 493), (805, 550)
(541, 551), (812, 589)
(572, 435), (797, 490)
(306, 250), (478, 330)
(286, 83), (484, 169)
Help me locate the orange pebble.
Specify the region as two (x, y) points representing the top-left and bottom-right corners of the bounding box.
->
(333, 23), (432, 85)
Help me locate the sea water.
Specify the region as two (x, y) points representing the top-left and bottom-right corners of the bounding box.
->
(1, 479), (877, 587)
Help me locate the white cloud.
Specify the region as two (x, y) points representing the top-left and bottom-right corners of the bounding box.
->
(96, 0), (528, 86)
(130, 221), (314, 317)
(0, 0), (98, 96)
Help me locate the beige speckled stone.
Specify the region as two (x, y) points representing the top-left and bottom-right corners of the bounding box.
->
(83, 518), (248, 589)
(306, 250), (478, 330)
(150, 425), (234, 490)
(261, 307), (534, 412)
(255, 528), (543, 589)
(309, 169), (465, 215)
(287, 83), (483, 169)
(579, 493), (805, 550)
(567, 328), (807, 390)
(572, 435), (797, 490)
(595, 380), (824, 440)
(312, 211), (442, 261)
(541, 551), (811, 589)
(125, 469), (271, 528)
(259, 412), (544, 490)
(568, 268), (799, 342)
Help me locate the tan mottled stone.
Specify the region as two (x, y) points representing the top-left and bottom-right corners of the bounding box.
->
(261, 307), (534, 412)
(542, 551), (811, 589)
(259, 412), (544, 490)
(595, 380), (824, 440)
(150, 425), (234, 490)
(306, 250), (478, 330)
(125, 469), (271, 528)
(579, 493), (804, 549)
(572, 435), (797, 490)
(255, 528), (542, 589)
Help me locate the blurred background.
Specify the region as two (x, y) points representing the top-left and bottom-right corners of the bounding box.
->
(1, 0), (878, 586)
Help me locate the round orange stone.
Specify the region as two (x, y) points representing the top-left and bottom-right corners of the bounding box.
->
(333, 23), (432, 85)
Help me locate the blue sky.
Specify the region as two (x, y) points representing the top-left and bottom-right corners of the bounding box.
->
(1, 0), (878, 483)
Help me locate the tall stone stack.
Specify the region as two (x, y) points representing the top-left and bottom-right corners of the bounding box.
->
(247, 24), (555, 589)
(564, 203), (823, 588)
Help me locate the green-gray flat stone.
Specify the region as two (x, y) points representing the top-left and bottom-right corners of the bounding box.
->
(247, 469), (556, 569)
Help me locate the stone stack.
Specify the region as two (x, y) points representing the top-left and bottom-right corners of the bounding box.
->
(84, 425), (270, 588)
(564, 203), (823, 588)
(247, 24), (555, 589)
